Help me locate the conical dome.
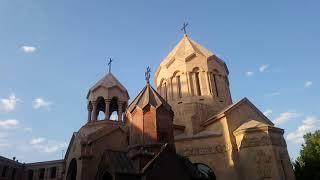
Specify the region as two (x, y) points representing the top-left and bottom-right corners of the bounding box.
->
(127, 84), (172, 113)
(87, 73), (129, 99)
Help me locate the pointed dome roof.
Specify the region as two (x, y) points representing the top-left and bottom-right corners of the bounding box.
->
(127, 84), (172, 113)
(87, 73), (129, 98)
(160, 35), (214, 65)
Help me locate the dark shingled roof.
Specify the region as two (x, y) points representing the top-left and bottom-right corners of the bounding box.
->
(100, 150), (137, 174)
(127, 84), (172, 113)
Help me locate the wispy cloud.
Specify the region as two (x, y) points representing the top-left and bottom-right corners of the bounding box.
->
(305, 81), (313, 88)
(259, 64), (269, 72)
(42, 143), (67, 153)
(0, 94), (20, 112)
(286, 116), (319, 144)
(21, 46), (37, 53)
(273, 112), (298, 126)
(24, 128), (33, 133)
(33, 98), (52, 109)
(29, 137), (67, 153)
(30, 137), (46, 145)
(263, 109), (273, 116)
(0, 119), (19, 129)
(245, 71), (254, 77)
(266, 90), (281, 97)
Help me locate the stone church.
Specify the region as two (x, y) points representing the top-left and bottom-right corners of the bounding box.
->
(0, 34), (295, 180)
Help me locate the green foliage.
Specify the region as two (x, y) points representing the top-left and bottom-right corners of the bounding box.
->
(294, 130), (320, 180)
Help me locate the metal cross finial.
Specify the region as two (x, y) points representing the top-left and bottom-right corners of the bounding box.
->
(108, 58), (113, 73)
(181, 22), (189, 34)
(145, 66), (151, 84)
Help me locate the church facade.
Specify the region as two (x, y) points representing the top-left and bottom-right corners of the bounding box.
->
(0, 34), (295, 180)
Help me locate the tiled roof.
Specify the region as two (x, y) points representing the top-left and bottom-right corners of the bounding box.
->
(100, 150), (137, 174)
(127, 84), (172, 113)
(87, 72), (129, 98)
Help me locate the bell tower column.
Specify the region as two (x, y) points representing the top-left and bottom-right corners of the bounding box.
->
(104, 99), (111, 119)
(87, 103), (93, 122)
(117, 101), (123, 123)
(91, 101), (97, 121)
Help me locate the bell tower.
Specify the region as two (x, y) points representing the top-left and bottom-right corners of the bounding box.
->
(154, 34), (232, 135)
(86, 72), (129, 123)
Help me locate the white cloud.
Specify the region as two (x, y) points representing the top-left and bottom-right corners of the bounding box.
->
(0, 143), (11, 148)
(0, 94), (19, 112)
(286, 116), (320, 144)
(305, 81), (313, 88)
(29, 136), (67, 153)
(273, 112), (298, 126)
(0, 119), (19, 128)
(263, 109), (273, 116)
(30, 137), (46, 145)
(32, 142), (67, 153)
(43, 143), (67, 153)
(21, 46), (36, 53)
(266, 90), (281, 97)
(24, 128), (33, 133)
(33, 98), (51, 109)
(259, 64), (269, 72)
(245, 71), (254, 77)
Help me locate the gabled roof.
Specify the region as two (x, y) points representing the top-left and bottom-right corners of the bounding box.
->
(202, 98), (274, 127)
(233, 119), (284, 135)
(78, 120), (126, 144)
(127, 84), (172, 113)
(87, 73), (128, 98)
(235, 120), (270, 131)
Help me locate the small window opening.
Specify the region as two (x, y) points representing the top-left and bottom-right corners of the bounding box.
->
(39, 168), (45, 179)
(50, 167), (57, 178)
(177, 76), (182, 98)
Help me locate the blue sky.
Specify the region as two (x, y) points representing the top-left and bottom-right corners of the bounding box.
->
(0, 0), (319, 163)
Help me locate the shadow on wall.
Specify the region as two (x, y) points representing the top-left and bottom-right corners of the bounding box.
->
(236, 128), (291, 180)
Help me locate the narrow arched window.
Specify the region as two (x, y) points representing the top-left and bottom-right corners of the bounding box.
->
(195, 72), (201, 96)
(164, 82), (168, 101)
(213, 73), (219, 97)
(177, 76), (182, 98)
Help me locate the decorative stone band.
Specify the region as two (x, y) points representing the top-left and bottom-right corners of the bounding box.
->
(239, 135), (287, 149)
(179, 144), (231, 157)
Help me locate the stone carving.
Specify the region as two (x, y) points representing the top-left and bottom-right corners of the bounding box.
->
(240, 135), (286, 149)
(254, 150), (272, 178)
(180, 144), (230, 156)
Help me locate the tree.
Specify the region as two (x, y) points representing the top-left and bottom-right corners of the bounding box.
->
(293, 130), (320, 180)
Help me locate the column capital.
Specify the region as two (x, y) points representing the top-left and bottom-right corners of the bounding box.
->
(117, 100), (125, 105)
(87, 103), (93, 111)
(104, 98), (111, 103)
(91, 101), (97, 105)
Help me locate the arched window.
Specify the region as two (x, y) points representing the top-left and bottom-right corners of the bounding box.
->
(11, 168), (16, 180)
(194, 163), (216, 180)
(96, 97), (106, 120)
(2, 166), (8, 177)
(50, 167), (57, 178)
(176, 76), (182, 98)
(160, 79), (168, 101)
(191, 67), (202, 96)
(212, 70), (219, 97)
(164, 82), (168, 101)
(67, 159), (77, 180)
(172, 71), (182, 100)
(28, 170), (33, 180)
(109, 97), (119, 121)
